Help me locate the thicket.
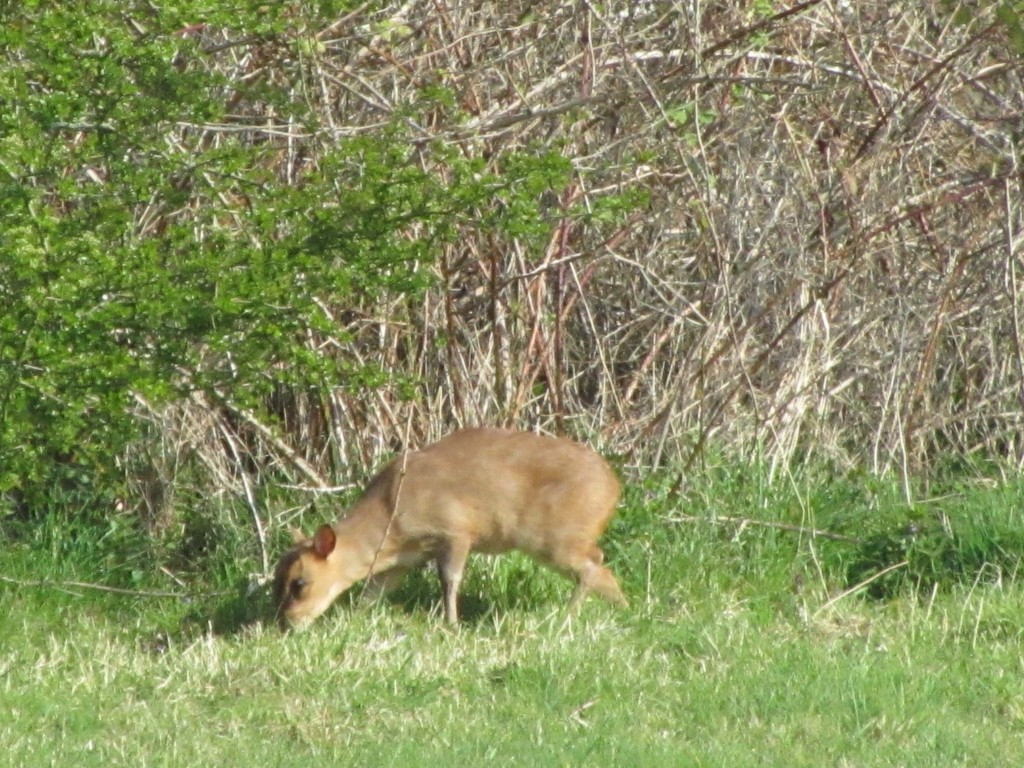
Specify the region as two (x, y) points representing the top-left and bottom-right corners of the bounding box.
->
(2, 1), (1023, 581)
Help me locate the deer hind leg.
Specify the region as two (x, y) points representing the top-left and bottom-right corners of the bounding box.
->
(566, 545), (628, 613)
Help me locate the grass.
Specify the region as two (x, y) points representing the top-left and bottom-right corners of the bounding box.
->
(3, 468), (1024, 766)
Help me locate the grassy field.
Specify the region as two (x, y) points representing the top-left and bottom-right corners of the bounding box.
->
(3, 469), (1024, 766)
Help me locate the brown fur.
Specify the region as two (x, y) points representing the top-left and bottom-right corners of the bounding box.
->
(272, 428), (626, 628)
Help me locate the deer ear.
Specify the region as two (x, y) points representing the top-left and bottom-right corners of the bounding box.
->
(312, 524), (337, 559)
(289, 526), (308, 545)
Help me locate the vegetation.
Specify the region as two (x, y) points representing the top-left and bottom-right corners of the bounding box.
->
(3, 1), (1023, 517)
(3, 1), (1024, 763)
(4, 469), (1024, 765)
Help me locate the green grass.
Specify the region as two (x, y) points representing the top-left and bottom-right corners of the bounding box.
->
(3, 469), (1024, 766)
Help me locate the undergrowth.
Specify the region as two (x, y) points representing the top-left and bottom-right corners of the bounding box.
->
(3, 466), (1024, 766)
(4, 462), (1023, 638)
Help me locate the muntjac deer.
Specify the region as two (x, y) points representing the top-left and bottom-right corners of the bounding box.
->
(273, 428), (626, 628)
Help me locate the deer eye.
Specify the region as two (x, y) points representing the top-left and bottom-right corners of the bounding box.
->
(290, 577), (306, 598)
